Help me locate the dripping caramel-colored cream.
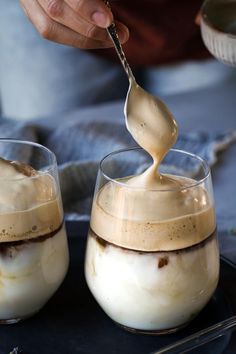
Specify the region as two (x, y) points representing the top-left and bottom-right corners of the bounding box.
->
(91, 79), (215, 251)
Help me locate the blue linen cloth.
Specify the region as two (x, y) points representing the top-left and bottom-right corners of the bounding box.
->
(0, 118), (235, 221)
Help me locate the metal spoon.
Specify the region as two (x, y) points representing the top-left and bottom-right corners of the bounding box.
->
(103, 0), (135, 83)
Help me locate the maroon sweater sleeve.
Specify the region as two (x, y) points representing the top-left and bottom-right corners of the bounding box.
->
(94, 0), (210, 67)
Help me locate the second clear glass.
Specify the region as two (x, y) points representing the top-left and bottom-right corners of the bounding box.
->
(0, 139), (69, 324)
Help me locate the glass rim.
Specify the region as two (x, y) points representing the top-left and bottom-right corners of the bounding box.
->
(99, 147), (210, 192)
(0, 138), (57, 181)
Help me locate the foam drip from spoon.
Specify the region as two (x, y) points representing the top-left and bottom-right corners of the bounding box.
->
(91, 77), (216, 251)
(124, 78), (178, 189)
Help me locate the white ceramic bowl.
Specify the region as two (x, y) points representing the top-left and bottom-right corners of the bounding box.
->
(200, 0), (236, 66)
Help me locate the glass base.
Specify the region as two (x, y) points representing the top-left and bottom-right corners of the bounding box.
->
(0, 318), (22, 325)
(116, 321), (188, 335)
(0, 311), (39, 324)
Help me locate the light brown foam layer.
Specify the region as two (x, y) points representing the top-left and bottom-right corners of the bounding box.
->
(0, 158), (63, 242)
(91, 176), (216, 252)
(0, 199), (62, 242)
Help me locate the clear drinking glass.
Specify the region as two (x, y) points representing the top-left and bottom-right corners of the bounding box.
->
(0, 139), (69, 324)
(85, 147), (220, 334)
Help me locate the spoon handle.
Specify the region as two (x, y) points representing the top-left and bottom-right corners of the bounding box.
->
(103, 0), (135, 82)
(151, 315), (236, 354)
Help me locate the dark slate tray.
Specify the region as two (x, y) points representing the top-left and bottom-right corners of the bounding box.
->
(1, 222), (235, 354)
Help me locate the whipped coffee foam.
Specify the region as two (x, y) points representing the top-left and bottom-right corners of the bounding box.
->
(125, 79), (178, 189)
(91, 176), (215, 251)
(0, 158), (63, 242)
(125, 80), (178, 164)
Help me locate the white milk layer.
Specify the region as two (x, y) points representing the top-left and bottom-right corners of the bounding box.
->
(85, 229), (219, 331)
(0, 225), (69, 320)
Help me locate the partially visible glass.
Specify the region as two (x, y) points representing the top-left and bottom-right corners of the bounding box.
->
(85, 148), (220, 334)
(0, 139), (69, 324)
